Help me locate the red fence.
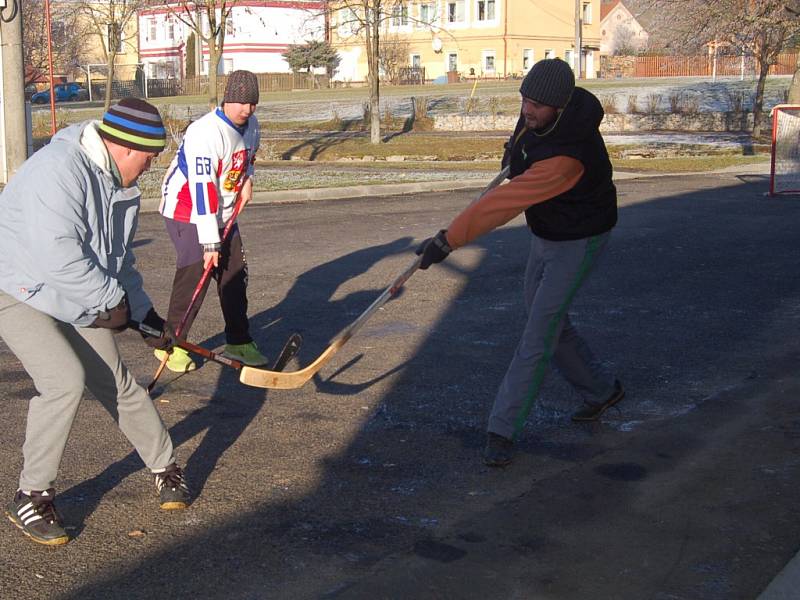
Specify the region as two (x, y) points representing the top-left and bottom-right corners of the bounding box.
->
(603, 53), (798, 78)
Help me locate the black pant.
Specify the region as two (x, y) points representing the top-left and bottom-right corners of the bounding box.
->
(164, 218), (251, 345)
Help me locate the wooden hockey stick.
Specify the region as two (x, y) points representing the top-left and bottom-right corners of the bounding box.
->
(238, 255), (421, 389)
(146, 191), (246, 393)
(237, 168), (509, 390)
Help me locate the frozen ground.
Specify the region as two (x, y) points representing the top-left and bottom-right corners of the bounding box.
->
(246, 76), (792, 122)
(147, 76), (793, 125)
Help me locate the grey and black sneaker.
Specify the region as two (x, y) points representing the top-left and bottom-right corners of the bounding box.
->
(6, 489), (69, 546)
(483, 432), (514, 467)
(153, 464), (191, 510)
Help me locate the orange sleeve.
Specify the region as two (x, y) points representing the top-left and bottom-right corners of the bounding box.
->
(445, 156), (584, 249)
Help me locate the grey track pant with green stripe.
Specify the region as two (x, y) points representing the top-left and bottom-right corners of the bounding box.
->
(0, 292), (175, 492)
(488, 232), (617, 440)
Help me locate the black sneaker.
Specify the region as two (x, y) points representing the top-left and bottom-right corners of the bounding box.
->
(572, 380), (626, 422)
(153, 464), (190, 510)
(6, 489), (69, 546)
(483, 432), (514, 467)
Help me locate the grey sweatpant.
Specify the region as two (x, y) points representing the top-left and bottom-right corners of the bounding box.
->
(0, 292), (175, 491)
(488, 232), (616, 440)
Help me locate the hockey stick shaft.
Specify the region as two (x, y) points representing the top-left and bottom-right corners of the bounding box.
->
(238, 168), (508, 390)
(147, 190), (246, 393)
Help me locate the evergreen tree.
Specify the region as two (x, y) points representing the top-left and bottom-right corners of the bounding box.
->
(282, 40), (340, 76)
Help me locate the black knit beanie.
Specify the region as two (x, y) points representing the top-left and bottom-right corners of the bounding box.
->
(223, 70), (259, 105)
(519, 58), (575, 108)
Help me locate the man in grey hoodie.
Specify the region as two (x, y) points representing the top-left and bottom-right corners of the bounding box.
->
(0, 98), (190, 546)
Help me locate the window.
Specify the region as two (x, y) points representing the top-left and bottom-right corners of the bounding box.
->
(564, 49), (573, 67)
(107, 23), (122, 53)
(166, 19), (174, 41)
(149, 18), (157, 41)
(338, 7), (360, 36)
(411, 54), (421, 68)
(226, 18), (235, 36)
(419, 3), (437, 24)
(447, 0), (465, 23)
(483, 51), (496, 72)
(582, 2), (592, 24)
(522, 49), (533, 71)
(447, 52), (458, 71)
(545, 48), (555, 59)
(51, 21), (66, 44)
(392, 3), (408, 26)
(477, 0), (495, 21)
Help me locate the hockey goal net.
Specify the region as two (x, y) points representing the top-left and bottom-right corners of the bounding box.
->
(770, 104), (800, 195)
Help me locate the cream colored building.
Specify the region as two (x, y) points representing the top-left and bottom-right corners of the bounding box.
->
(329, 0), (602, 83)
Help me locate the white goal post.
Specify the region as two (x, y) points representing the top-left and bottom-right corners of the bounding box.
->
(770, 104), (800, 196)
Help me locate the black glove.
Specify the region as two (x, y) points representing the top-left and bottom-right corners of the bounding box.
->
(415, 229), (452, 270)
(91, 296), (130, 330)
(139, 308), (175, 351)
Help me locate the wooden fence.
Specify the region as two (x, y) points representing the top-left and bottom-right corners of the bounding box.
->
(179, 72), (329, 97)
(602, 53), (798, 79)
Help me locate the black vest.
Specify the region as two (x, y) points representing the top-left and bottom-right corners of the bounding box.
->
(503, 87), (617, 241)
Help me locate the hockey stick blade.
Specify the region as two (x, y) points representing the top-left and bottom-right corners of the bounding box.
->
(271, 333), (303, 372)
(238, 256), (421, 390)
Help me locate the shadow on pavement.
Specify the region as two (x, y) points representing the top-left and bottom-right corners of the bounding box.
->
(51, 175), (800, 598)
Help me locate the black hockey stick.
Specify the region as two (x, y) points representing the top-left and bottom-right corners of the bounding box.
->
(270, 333), (302, 372)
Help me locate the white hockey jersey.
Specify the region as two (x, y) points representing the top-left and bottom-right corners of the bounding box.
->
(160, 108), (259, 245)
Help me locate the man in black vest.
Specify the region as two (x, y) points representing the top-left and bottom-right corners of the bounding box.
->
(416, 58), (624, 467)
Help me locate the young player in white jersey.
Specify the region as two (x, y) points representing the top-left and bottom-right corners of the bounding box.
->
(158, 70), (267, 372)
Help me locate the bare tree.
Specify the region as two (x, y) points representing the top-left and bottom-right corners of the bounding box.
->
(783, 1), (800, 103)
(23, 0), (86, 86)
(378, 33), (410, 84)
(77, 0), (144, 111)
(327, 0), (433, 144)
(157, 1), (243, 107)
(645, 0), (800, 137)
(612, 26), (639, 56)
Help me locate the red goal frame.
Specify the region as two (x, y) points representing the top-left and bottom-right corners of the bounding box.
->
(770, 104), (800, 196)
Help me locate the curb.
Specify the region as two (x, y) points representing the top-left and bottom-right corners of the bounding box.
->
(138, 162), (771, 214)
(758, 549), (800, 599)
(138, 178), (493, 213)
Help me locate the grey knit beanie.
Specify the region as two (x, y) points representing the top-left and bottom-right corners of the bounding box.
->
(223, 70), (259, 104)
(519, 58), (575, 108)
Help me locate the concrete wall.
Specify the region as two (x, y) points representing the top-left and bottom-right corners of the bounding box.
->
(433, 111), (771, 132)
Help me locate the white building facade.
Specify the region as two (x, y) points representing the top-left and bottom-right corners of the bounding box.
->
(137, 1), (326, 79)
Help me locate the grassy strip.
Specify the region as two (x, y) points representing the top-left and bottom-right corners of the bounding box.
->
(268, 134), (504, 161)
(613, 154), (768, 172)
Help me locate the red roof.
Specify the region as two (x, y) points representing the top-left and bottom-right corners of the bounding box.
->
(601, 0), (621, 21)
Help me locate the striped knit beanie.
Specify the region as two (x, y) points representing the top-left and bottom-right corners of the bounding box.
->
(520, 58), (575, 108)
(223, 70), (259, 105)
(98, 97), (167, 152)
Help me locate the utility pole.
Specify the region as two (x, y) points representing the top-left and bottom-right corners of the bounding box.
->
(0, 0), (29, 181)
(574, 0), (583, 79)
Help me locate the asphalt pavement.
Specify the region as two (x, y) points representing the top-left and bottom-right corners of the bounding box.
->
(2, 162), (800, 599)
